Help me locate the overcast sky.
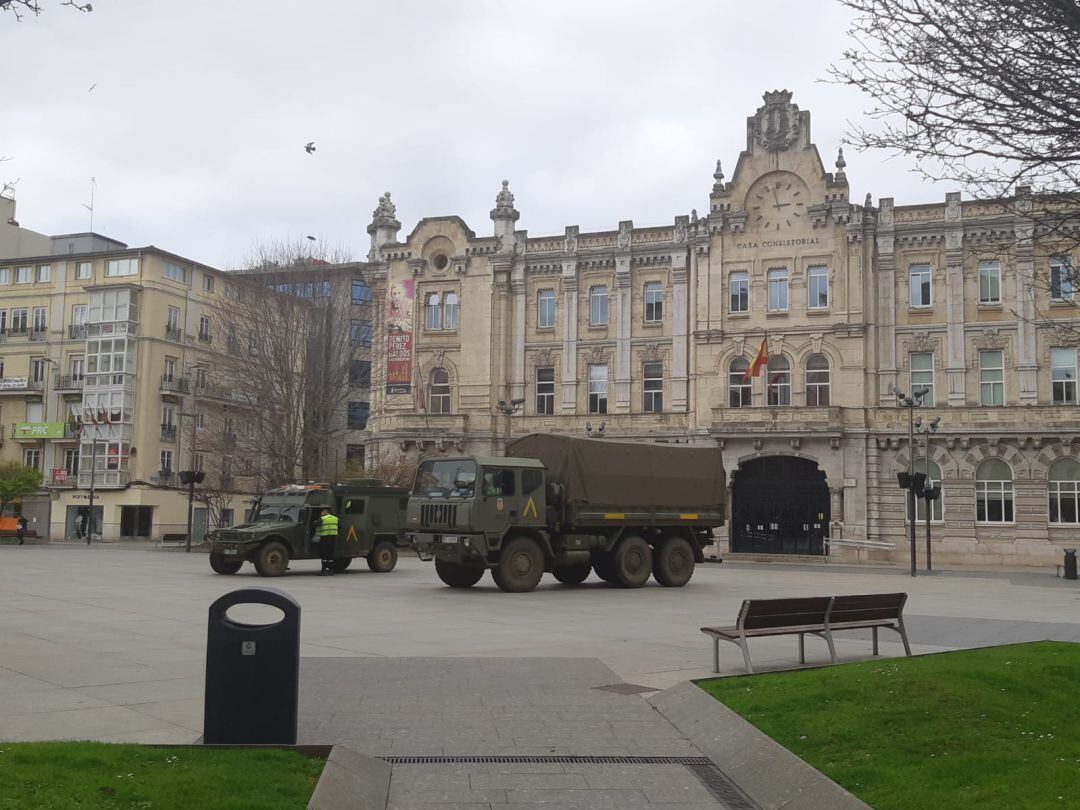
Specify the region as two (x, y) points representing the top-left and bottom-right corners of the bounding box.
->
(2, 0), (951, 268)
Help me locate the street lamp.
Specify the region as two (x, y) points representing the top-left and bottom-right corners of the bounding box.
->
(179, 363), (206, 552)
(915, 415), (942, 571)
(894, 386), (928, 577)
(497, 398), (525, 453)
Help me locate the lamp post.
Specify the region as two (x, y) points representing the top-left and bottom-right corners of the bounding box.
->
(179, 364), (205, 553)
(894, 386), (927, 577)
(915, 416), (942, 571)
(41, 358), (59, 486)
(496, 398), (525, 454)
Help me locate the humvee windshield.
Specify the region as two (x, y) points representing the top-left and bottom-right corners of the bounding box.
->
(413, 460), (477, 499)
(254, 498), (307, 522)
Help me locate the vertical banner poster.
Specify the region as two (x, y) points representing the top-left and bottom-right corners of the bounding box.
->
(386, 278), (415, 394)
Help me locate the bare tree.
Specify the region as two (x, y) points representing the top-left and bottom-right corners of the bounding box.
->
(832, 0), (1080, 324)
(1, 0), (92, 20)
(196, 487), (237, 531)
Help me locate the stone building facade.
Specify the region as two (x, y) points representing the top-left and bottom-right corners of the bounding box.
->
(363, 91), (1080, 567)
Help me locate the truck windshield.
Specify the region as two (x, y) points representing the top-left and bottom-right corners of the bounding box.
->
(254, 500), (306, 522)
(413, 460), (477, 499)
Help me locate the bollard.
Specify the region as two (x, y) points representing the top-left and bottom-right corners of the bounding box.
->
(203, 587), (301, 745)
(1064, 548), (1078, 581)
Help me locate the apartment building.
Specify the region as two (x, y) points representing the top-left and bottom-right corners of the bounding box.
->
(0, 223), (255, 541)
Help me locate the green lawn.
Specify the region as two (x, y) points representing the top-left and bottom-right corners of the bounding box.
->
(698, 642), (1080, 810)
(0, 742), (324, 810)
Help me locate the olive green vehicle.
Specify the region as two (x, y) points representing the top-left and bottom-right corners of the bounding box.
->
(208, 483), (409, 576)
(407, 434), (726, 593)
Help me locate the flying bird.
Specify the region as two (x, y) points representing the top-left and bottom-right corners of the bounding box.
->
(305, 235), (316, 241)
(88, 83), (96, 92)
(304, 142), (316, 154)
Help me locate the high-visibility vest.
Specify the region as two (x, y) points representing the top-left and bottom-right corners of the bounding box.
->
(315, 513), (339, 537)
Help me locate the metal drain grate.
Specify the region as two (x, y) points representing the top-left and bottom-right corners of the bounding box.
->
(384, 755), (714, 765)
(591, 682), (661, 695)
(688, 762), (760, 810)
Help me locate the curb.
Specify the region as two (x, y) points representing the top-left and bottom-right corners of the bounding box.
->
(650, 681), (870, 810)
(308, 744), (391, 810)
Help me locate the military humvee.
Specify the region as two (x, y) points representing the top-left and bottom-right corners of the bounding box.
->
(207, 482), (409, 576)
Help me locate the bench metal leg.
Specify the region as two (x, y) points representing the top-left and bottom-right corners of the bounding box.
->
(739, 635), (754, 674)
(897, 619), (912, 656)
(798, 632), (805, 664)
(823, 629), (837, 664)
(712, 637), (720, 674)
(872, 626), (879, 656)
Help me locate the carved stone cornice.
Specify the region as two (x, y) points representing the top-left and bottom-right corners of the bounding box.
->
(407, 257), (425, 277)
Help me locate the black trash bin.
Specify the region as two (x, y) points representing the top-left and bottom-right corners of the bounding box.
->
(203, 587), (301, 745)
(1064, 548), (1078, 581)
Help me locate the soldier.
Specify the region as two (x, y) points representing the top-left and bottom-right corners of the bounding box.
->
(314, 508), (339, 576)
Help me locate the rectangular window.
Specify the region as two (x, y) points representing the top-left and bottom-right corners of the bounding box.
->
(75, 261), (92, 280)
(163, 262), (189, 284)
(350, 319), (372, 346)
(223, 283), (239, 302)
(767, 268), (788, 312)
(0, 268), (9, 284)
(166, 306), (180, 330)
(978, 260), (1001, 304)
(425, 292), (441, 330)
(910, 352), (935, 406)
(24, 448), (42, 470)
(347, 401), (370, 430)
(729, 362), (751, 407)
(643, 361), (663, 412)
(11, 308), (28, 333)
(537, 290), (556, 328)
(63, 448), (80, 475)
(36, 265), (51, 283)
(443, 292), (460, 329)
(0, 310), (5, 335)
(198, 316), (211, 342)
(979, 349), (1004, 405)
(644, 283), (664, 323)
(32, 307), (47, 332)
(589, 286), (609, 326)
(351, 280), (372, 305)
(729, 271), (749, 313)
(976, 481), (1014, 523)
(105, 258), (138, 277)
(536, 366), (555, 415)
(587, 364), (608, 414)
(1051, 347), (1077, 405)
(349, 360), (372, 388)
(71, 304), (87, 325)
(15, 266), (31, 284)
(160, 449), (173, 472)
(31, 358), (46, 383)
(193, 452), (204, 472)
(1050, 258), (1075, 301)
(202, 273), (215, 292)
(807, 265), (829, 309)
(71, 357), (84, 380)
(163, 357), (176, 382)
(910, 264), (932, 307)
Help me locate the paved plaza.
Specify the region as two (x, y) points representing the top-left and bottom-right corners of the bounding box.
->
(2, 545), (1079, 807)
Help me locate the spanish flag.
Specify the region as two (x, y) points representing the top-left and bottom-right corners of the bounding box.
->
(744, 336), (768, 381)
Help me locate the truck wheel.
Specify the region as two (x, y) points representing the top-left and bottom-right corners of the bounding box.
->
(653, 537), (695, 587)
(592, 553), (618, 584)
(435, 559), (485, 588)
(254, 542), (289, 577)
(209, 552), (242, 575)
(613, 535), (652, 588)
(492, 537), (544, 593)
(367, 541), (398, 573)
(330, 557), (353, 573)
(553, 562), (591, 585)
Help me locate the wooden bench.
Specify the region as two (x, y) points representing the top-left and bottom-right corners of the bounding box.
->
(159, 533), (189, 546)
(701, 592), (911, 674)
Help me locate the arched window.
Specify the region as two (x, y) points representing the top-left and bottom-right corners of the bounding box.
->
(429, 368), (451, 414)
(1049, 457), (1080, 524)
(767, 356), (791, 406)
(975, 458), (1014, 523)
(729, 357), (750, 407)
(805, 354), (830, 406)
(906, 458), (943, 522)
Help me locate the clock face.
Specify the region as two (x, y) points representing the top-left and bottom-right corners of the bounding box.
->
(749, 174), (807, 231)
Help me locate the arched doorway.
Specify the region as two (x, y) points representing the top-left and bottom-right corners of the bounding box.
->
(731, 456), (830, 555)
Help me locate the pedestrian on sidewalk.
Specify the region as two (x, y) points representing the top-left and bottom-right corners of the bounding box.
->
(315, 508), (339, 575)
(16, 515), (28, 546)
(75, 507), (88, 541)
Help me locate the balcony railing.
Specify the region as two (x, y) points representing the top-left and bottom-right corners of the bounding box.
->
(160, 424), (178, 441)
(49, 471), (77, 487)
(54, 374), (85, 391)
(29, 329), (47, 342)
(150, 471), (177, 487)
(165, 325), (182, 342)
(69, 324), (88, 340)
(77, 469), (130, 489)
(198, 331), (212, 344)
(5, 327), (28, 338)
(160, 375), (190, 395)
(0, 379), (45, 394)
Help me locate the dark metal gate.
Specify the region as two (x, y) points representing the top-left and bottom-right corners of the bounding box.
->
(731, 456), (829, 555)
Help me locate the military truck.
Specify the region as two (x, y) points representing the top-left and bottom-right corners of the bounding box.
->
(407, 434), (725, 593)
(207, 482), (409, 576)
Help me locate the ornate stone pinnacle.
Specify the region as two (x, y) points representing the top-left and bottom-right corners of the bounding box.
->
(762, 89), (793, 105)
(368, 191), (400, 235)
(865, 192), (873, 208)
(490, 179), (520, 223)
(713, 160), (724, 184)
(835, 147), (846, 172)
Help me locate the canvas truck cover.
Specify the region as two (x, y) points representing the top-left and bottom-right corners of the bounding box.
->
(506, 434), (725, 512)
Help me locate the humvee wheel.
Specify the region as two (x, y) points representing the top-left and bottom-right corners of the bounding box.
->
(209, 552), (243, 575)
(330, 557), (353, 573)
(552, 562), (591, 585)
(435, 559), (485, 588)
(492, 537), (544, 593)
(254, 541), (289, 577)
(367, 541), (398, 573)
(613, 535), (652, 588)
(592, 553), (618, 584)
(653, 537), (695, 587)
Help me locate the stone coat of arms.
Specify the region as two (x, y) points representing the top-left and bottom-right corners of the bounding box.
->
(754, 90), (800, 153)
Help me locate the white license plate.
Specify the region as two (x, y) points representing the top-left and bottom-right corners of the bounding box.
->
(223, 549), (238, 555)
(441, 536), (459, 544)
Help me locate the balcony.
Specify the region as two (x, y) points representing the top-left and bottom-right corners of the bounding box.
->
(69, 324), (88, 340)
(150, 471), (177, 487)
(198, 331), (212, 345)
(5, 327), (28, 339)
(160, 424), (178, 441)
(0, 378), (45, 395)
(49, 470), (77, 487)
(54, 374), (85, 392)
(165, 325), (182, 342)
(160, 375), (190, 395)
(29, 329), (47, 342)
(77, 469), (130, 489)
(711, 405), (847, 435)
